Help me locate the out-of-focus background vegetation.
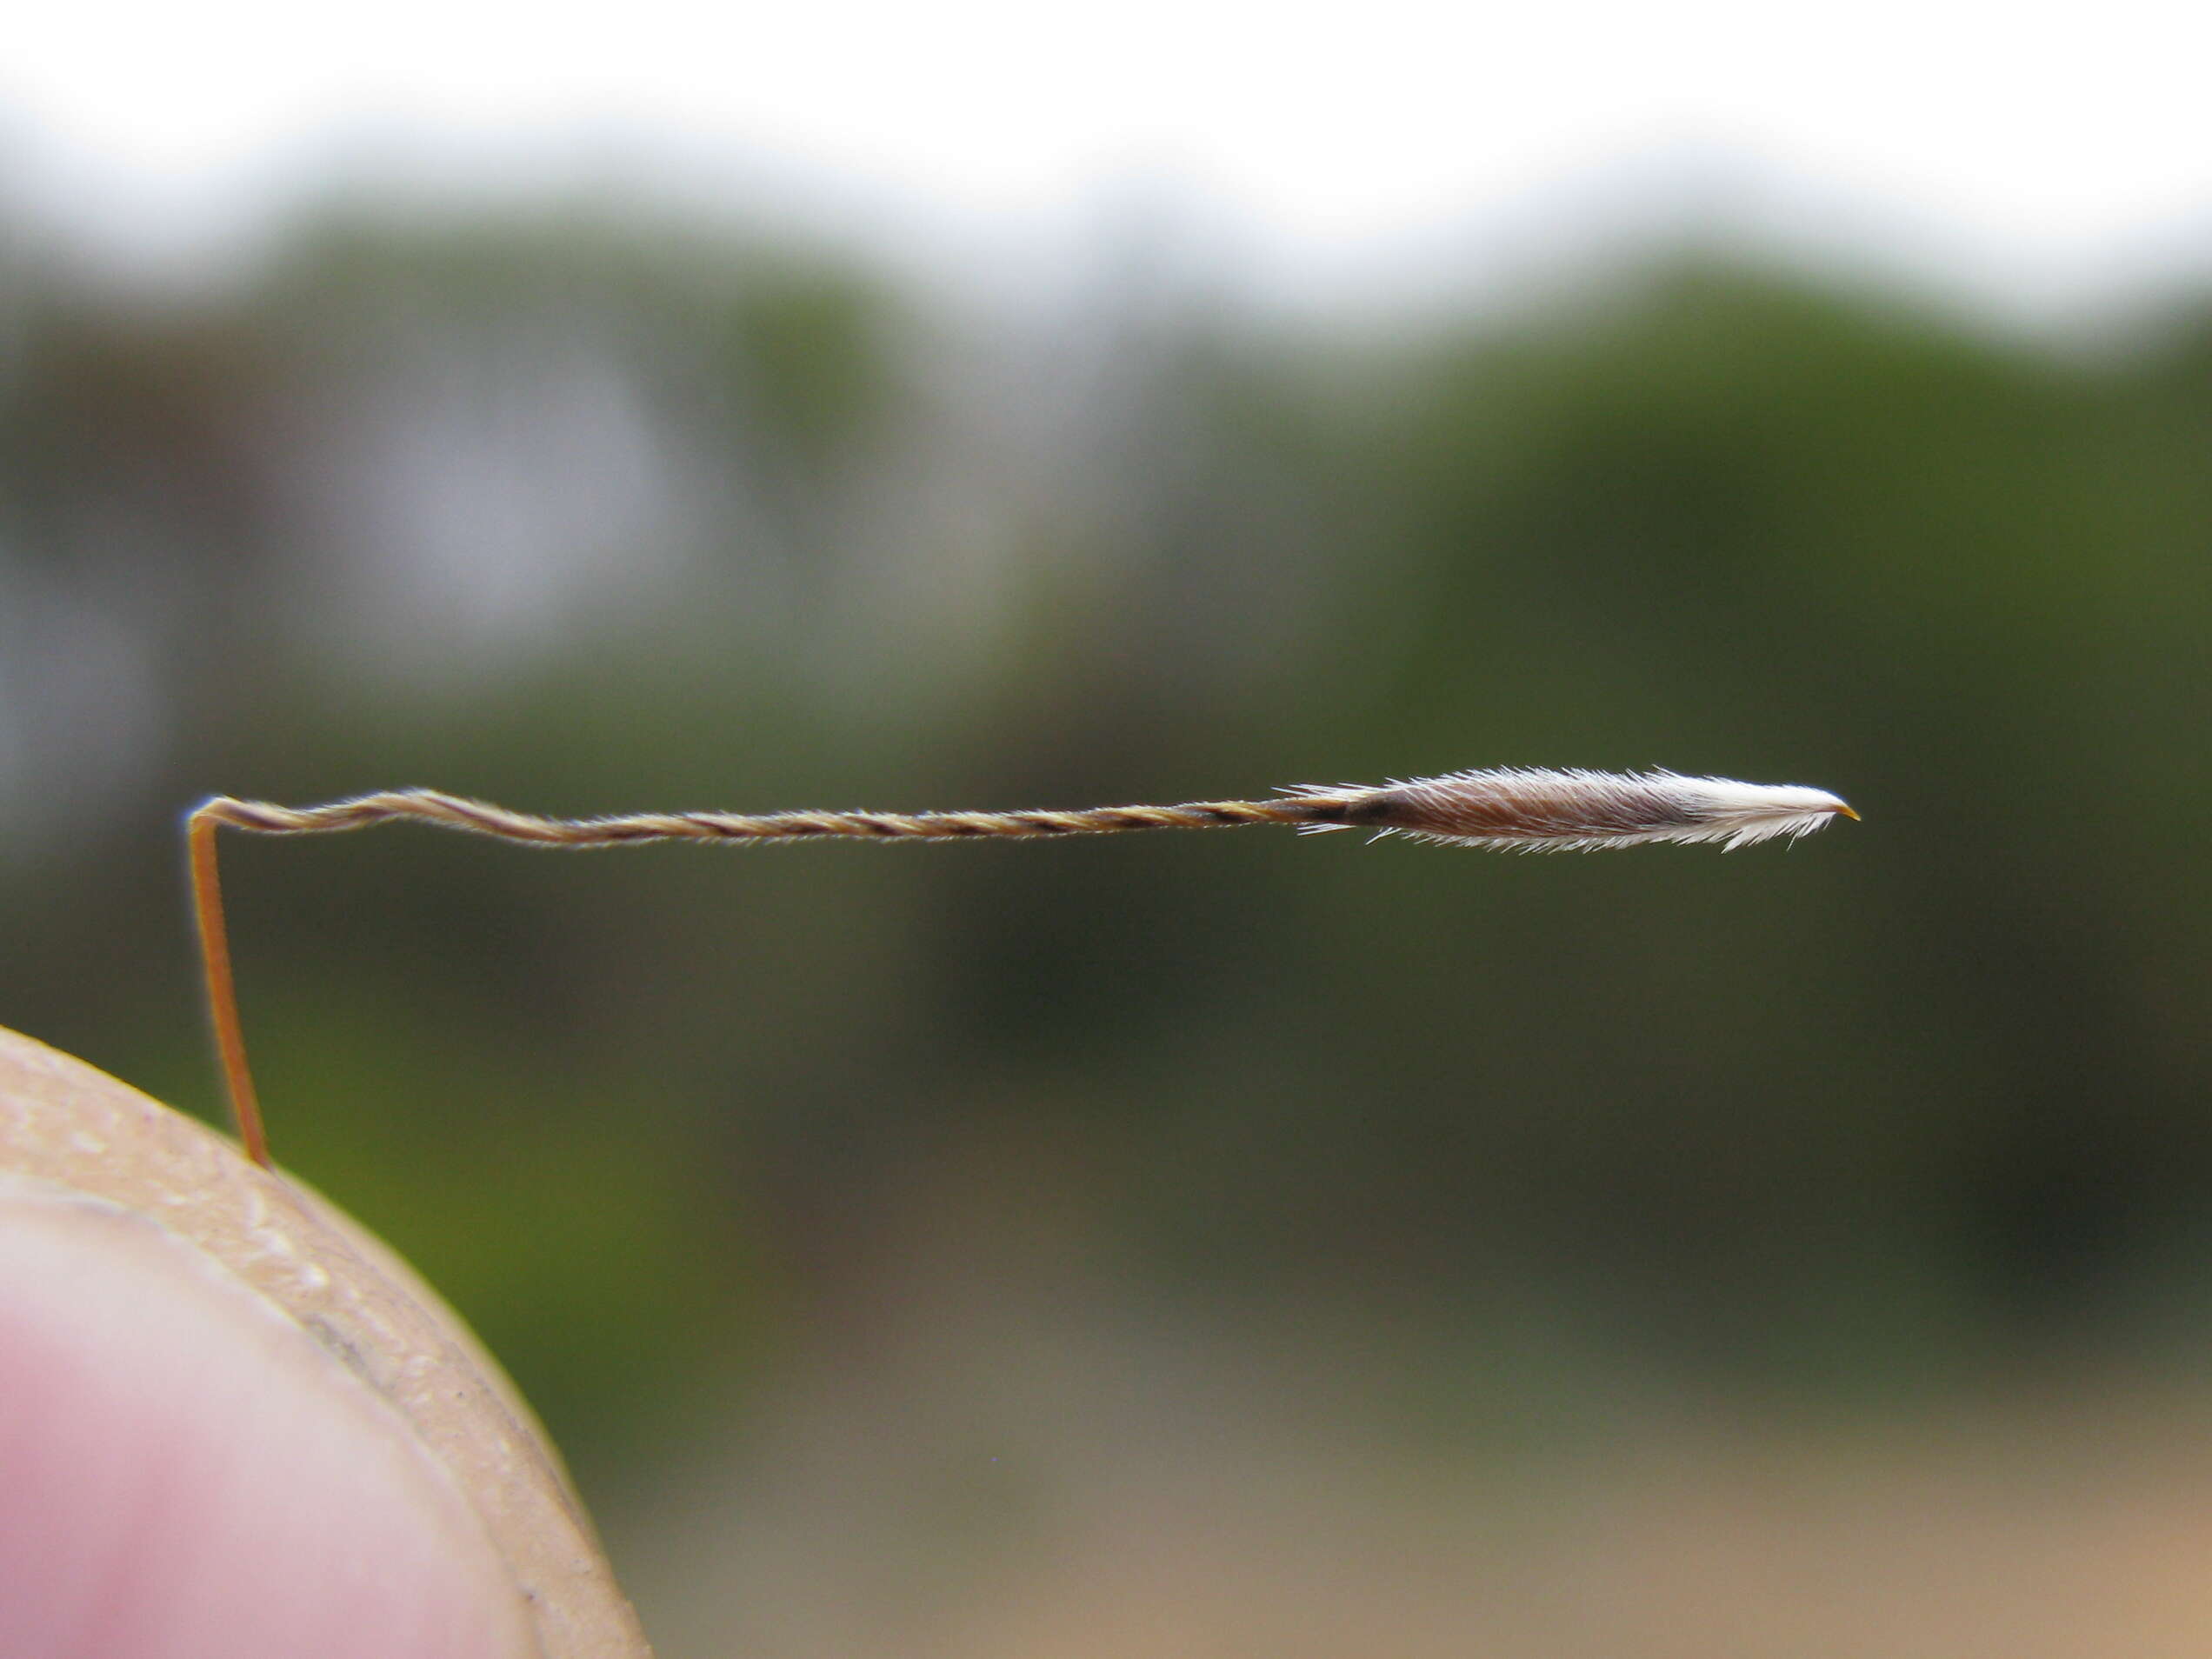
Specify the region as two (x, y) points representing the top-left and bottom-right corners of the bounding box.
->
(6, 17), (2212, 1652)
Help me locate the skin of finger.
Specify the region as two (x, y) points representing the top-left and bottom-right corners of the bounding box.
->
(0, 1026), (654, 1659)
(0, 1184), (536, 1659)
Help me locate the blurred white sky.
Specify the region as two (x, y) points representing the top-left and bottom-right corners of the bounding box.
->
(5, 0), (2212, 313)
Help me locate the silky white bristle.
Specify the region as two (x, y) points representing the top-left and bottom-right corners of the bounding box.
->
(1289, 767), (1856, 851)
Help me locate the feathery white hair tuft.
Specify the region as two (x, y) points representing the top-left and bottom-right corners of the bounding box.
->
(1289, 768), (1856, 850)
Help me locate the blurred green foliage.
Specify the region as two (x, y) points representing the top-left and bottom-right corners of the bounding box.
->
(3, 202), (2210, 1504)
